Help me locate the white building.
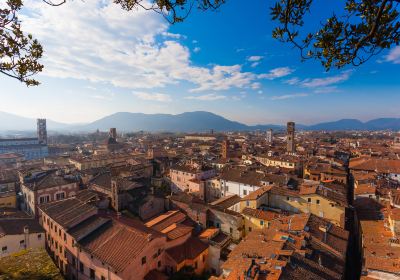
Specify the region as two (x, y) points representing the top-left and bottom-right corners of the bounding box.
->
(0, 218), (44, 257)
(219, 169), (264, 198)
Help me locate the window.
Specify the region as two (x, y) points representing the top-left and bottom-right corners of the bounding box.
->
(64, 233), (67, 242)
(142, 256), (146, 265)
(246, 201), (250, 207)
(101, 276), (106, 280)
(248, 227), (252, 232)
(90, 269), (95, 279)
(316, 199), (320, 205)
(230, 227), (233, 234)
(56, 192), (65, 200)
(79, 262), (84, 273)
(158, 261), (161, 268)
(37, 234), (42, 240)
(72, 257), (76, 267)
(307, 198), (311, 203)
(2, 246), (7, 253)
(194, 261), (198, 269)
(286, 196), (290, 201)
(243, 190), (247, 196)
(260, 221), (264, 226)
(39, 195), (50, 204)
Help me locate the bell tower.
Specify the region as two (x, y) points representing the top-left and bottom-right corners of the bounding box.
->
(287, 122), (295, 154)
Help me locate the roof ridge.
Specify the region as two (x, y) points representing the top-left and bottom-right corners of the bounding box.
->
(49, 199), (94, 228)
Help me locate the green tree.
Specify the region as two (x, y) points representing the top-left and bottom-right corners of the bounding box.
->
(1, 0), (399, 86)
(0, 0), (44, 86)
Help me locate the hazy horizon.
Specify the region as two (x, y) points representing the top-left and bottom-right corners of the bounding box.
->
(2, 109), (400, 128)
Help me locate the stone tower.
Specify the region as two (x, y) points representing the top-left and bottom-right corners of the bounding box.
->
(109, 128), (117, 141)
(287, 122), (295, 154)
(222, 139), (230, 159)
(37, 119), (47, 145)
(266, 129), (273, 143)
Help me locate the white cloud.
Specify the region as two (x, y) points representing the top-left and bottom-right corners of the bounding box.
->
(193, 47), (201, 53)
(187, 65), (256, 92)
(184, 94), (226, 101)
(271, 93), (308, 100)
(251, 82), (261, 90)
(248, 56), (263, 62)
(21, 0), (257, 92)
(301, 71), (351, 88)
(161, 32), (185, 39)
(133, 91), (172, 102)
(284, 77), (300, 85)
(250, 62), (260, 68)
(385, 46), (400, 64)
(258, 67), (294, 80)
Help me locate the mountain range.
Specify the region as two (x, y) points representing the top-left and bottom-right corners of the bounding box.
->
(1, 111), (400, 133)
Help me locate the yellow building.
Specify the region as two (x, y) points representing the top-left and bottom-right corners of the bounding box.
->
(268, 184), (347, 227)
(239, 186), (271, 212)
(242, 207), (281, 235)
(0, 191), (17, 208)
(0, 172), (18, 208)
(253, 155), (301, 170)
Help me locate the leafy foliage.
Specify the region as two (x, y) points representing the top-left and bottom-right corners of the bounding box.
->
(271, 0), (400, 70)
(0, 248), (63, 280)
(113, 0), (225, 23)
(0, 0), (44, 86)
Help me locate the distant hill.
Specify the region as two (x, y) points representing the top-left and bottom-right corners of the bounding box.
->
(0, 111), (69, 132)
(1, 111), (400, 132)
(72, 111), (252, 132)
(306, 119), (366, 131)
(305, 118), (400, 131)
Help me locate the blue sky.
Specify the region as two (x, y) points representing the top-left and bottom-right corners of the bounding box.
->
(0, 0), (399, 125)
